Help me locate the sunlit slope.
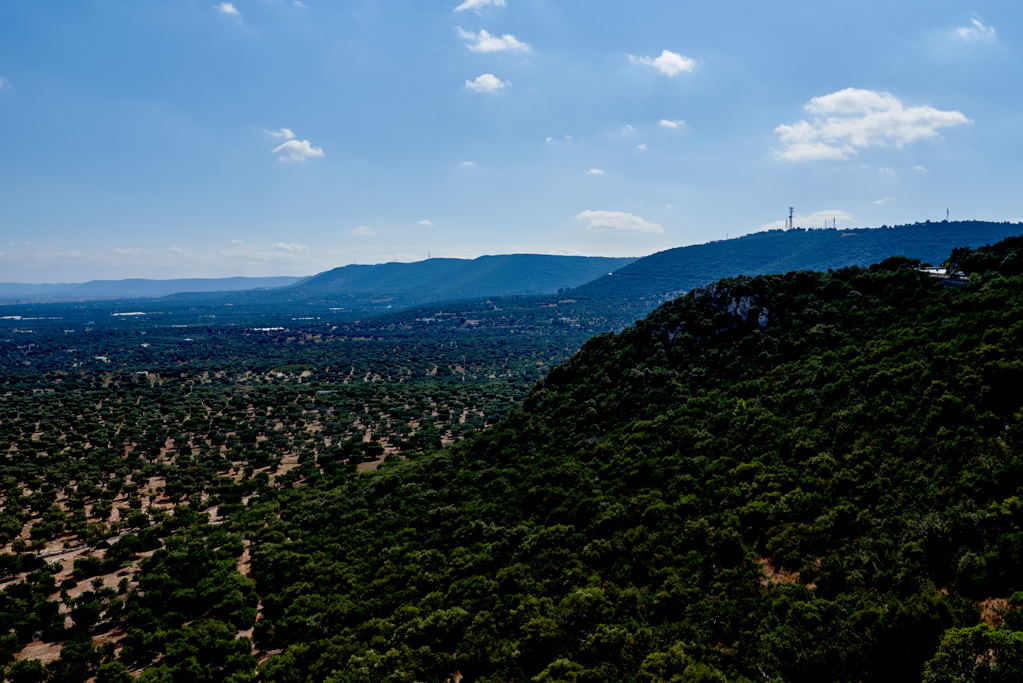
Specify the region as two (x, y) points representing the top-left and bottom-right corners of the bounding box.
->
(573, 220), (1023, 300)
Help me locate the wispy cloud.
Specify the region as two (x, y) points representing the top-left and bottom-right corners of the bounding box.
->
(586, 169), (605, 175)
(293, 1), (307, 6)
(269, 129), (325, 162)
(417, 220), (434, 226)
(272, 240), (306, 250)
(759, 210), (855, 231)
(636, 144), (648, 150)
(621, 125), (635, 133)
(576, 210), (664, 235)
(955, 15), (996, 42)
(629, 50), (696, 76)
(465, 73), (510, 93)
(878, 167), (895, 175)
(874, 197), (893, 205)
(914, 165), (927, 172)
(169, 246), (187, 253)
(0, 77), (10, 90)
(351, 226), (375, 236)
(215, 2), (240, 16)
(774, 88), (971, 161)
(218, 243), (317, 264)
(455, 27), (528, 52)
(230, 239), (245, 245)
(266, 127), (324, 162)
(454, 0), (504, 13)
(659, 119), (685, 129)
(460, 161), (476, 167)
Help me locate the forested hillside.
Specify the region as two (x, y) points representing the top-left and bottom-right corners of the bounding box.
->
(294, 255), (636, 298)
(4, 238), (1023, 682)
(163, 254), (637, 313)
(571, 220), (1023, 301)
(215, 255), (1023, 683)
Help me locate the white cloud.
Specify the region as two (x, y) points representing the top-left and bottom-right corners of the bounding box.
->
(266, 128), (295, 140)
(874, 197), (893, 205)
(956, 16), (996, 42)
(460, 161), (476, 167)
(878, 167), (895, 175)
(272, 138), (325, 162)
(576, 210), (664, 235)
(915, 165), (927, 171)
(455, 27), (528, 52)
(622, 124), (635, 133)
(659, 119), (685, 129)
(759, 210), (855, 231)
(169, 246), (187, 253)
(454, 0), (504, 12)
(665, 204), (674, 209)
(215, 2), (239, 15)
(273, 242), (309, 251)
(586, 169), (605, 175)
(636, 144), (648, 150)
(230, 239), (245, 245)
(629, 50), (696, 76)
(417, 220), (434, 226)
(351, 226), (375, 236)
(0, 77), (10, 89)
(774, 88), (971, 161)
(293, 1), (307, 6)
(545, 137), (553, 143)
(465, 73), (510, 92)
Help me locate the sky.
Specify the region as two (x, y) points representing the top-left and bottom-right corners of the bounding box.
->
(1, 0), (1020, 282)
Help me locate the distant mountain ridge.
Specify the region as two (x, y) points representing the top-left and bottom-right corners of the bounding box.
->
(6, 221), (1019, 314)
(295, 254), (635, 298)
(571, 220), (1023, 301)
(163, 254), (638, 310)
(0, 276), (308, 301)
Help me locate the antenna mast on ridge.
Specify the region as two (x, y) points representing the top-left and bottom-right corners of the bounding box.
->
(788, 207), (794, 230)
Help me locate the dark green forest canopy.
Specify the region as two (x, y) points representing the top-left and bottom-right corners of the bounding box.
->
(4, 236), (1023, 682)
(947, 234), (1023, 278)
(232, 264), (1023, 682)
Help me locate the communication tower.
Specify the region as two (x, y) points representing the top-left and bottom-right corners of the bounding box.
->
(788, 207), (794, 230)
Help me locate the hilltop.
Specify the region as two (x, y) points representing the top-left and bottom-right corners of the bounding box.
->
(571, 220), (1023, 301)
(294, 254), (635, 300)
(160, 254), (636, 312)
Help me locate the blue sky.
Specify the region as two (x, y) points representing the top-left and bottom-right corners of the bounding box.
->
(0, 0), (1019, 281)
